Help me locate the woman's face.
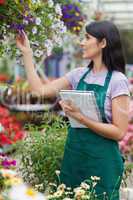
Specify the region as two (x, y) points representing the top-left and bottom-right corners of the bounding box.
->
(80, 33), (103, 59)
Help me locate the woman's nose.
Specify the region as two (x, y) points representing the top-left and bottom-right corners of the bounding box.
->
(80, 39), (85, 48)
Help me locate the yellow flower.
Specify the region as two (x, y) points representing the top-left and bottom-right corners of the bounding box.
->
(12, 177), (22, 185)
(57, 183), (66, 191)
(73, 27), (77, 31)
(25, 188), (37, 197)
(75, 189), (86, 200)
(75, 12), (80, 16)
(57, 15), (61, 19)
(5, 177), (22, 186)
(78, 21), (84, 25)
(53, 190), (63, 198)
(76, 26), (81, 31)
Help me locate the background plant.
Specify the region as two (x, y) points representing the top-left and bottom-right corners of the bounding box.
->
(14, 114), (67, 192)
(47, 176), (101, 200)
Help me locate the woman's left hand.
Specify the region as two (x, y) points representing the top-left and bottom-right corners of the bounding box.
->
(59, 100), (83, 121)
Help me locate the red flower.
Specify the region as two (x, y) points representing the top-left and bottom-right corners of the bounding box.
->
(0, 133), (12, 145)
(0, 105), (25, 147)
(13, 131), (24, 142)
(0, 106), (10, 118)
(0, 0), (5, 5)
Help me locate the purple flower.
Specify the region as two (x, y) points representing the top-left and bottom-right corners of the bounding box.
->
(10, 160), (17, 166)
(75, 6), (80, 13)
(0, 153), (6, 157)
(61, 3), (84, 33)
(10, 23), (25, 32)
(1, 159), (16, 168)
(67, 4), (73, 10)
(1, 159), (10, 168)
(23, 15), (35, 24)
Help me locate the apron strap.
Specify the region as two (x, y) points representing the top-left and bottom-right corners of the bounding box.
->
(104, 71), (112, 90)
(102, 71), (112, 122)
(80, 67), (91, 82)
(76, 67), (91, 90)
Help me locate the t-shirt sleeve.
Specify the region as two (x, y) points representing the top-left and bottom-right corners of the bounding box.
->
(111, 76), (130, 99)
(65, 67), (87, 89)
(65, 68), (77, 89)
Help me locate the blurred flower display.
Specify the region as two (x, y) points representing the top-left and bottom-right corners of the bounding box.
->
(0, 153), (16, 169)
(0, 105), (25, 147)
(0, 167), (102, 200)
(119, 71), (133, 162)
(119, 125), (133, 160)
(0, 168), (46, 200)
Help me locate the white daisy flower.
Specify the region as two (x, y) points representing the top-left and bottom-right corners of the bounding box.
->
(55, 4), (62, 16)
(32, 0), (40, 3)
(23, 19), (29, 25)
(80, 182), (90, 190)
(34, 50), (43, 58)
(32, 27), (37, 34)
(48, 0), (54, 8)
(9, 184), (46, 200)
(35, 17), (41, 25)
(55, 37), (63, 46)
(44, 39), (53, 48)
(60, 26), (67, 33)
(48, 14), (54, 20)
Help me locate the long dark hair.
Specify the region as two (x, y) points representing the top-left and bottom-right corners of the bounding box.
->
(85, 20), (126, 74)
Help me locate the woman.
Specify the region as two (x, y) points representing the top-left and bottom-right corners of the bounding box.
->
(16, 20), (130, 200)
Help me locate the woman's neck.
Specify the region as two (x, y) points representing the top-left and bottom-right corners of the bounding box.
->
(92, 65), (107, 74)
(92, 58), (107, 74)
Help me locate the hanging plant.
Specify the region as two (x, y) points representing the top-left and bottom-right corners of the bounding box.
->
(0, 0), (67, 61)
(61, 3), (85, 34)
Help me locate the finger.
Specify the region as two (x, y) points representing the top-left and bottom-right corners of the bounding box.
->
(21, 30), (30, 45)
(21, 30), (27, 39)
(59, 100), (63, 105)
(61, 100), (72, 107)
(59, 100), (74, 111)
(64, 105), (73, 111)
(59, 100), (66, 107)
(65, 100), (73, 105)
(16, 34), (25, 43)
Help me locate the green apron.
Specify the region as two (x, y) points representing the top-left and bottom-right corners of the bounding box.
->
(60, 68), (124, 200)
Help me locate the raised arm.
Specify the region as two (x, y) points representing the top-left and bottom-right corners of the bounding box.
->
(16, 31), (71, 98)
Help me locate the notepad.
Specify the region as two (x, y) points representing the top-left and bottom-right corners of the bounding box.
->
(59, 90), (102, 128)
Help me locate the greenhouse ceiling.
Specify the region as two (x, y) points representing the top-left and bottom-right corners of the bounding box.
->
(80, 0), (133, 29)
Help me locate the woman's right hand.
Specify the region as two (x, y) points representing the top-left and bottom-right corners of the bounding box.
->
(16, 30), (32, 54)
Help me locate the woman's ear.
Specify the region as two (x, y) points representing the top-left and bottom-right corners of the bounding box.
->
(101, 38), (107, 48)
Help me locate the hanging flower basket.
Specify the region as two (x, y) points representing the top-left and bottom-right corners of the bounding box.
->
(61, 3), (85, 34)
(0, 0), (67, 60)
